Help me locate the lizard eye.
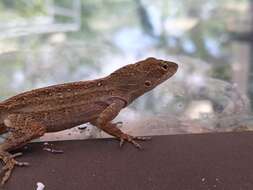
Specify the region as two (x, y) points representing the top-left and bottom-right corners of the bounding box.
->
(161, 63), (168, 70)
(144, 80), (152, 87)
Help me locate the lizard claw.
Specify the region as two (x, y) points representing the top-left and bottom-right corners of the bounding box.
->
(119, 134), (151, 149)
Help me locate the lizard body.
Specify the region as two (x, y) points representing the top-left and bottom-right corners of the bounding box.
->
(0, 57), (178, 185)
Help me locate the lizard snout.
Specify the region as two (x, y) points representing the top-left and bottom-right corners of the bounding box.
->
(168, 61), (178, 73)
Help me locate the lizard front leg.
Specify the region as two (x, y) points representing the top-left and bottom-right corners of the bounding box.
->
(0, 114), (46, 185)
(91, 99), (150, 149)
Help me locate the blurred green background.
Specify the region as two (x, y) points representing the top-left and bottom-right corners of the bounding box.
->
(0, 0), (251, 120)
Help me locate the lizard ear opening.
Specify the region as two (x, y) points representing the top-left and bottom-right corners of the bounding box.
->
(144, 80), (152, 87)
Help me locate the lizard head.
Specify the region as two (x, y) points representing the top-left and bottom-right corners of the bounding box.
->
(108, 57), (178, 105)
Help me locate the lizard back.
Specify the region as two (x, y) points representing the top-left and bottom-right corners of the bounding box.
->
(0, 79), (119, 132)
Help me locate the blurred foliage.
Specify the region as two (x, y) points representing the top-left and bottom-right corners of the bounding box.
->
(0, 0), (251, 103)
(0, 0), (47, 18)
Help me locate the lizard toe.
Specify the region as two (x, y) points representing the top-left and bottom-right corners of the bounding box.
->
(1, 169), (11, 186)
(10, 152), (23, 158)
(43, 147), (64, 154)
(0, 152), (29, 185)
(130, 139), (142, 149)
(133, 136), (152, 141)
(43, 143), (64, 154)
(119, 138), (125, 147)
(115, 121), (123, 128)
(119, 134), (143, 149)
(14, 160), (29, 166)
(0, 158), (15, 185)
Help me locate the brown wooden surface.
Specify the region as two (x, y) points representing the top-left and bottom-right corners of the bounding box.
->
(3, 132), (253, 190)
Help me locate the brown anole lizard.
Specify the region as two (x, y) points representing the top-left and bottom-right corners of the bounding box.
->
(0, 57), (178, 185)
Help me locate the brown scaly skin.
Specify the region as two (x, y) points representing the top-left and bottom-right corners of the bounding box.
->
(0, 57), (178, 185)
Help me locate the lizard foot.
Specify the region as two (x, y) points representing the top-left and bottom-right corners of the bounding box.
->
(119, 134), (151, 149)
(43, 142), (64, 154)
(0, 152), (29, 185)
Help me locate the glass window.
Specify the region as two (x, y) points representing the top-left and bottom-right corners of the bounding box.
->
(0, 0), (252, 141)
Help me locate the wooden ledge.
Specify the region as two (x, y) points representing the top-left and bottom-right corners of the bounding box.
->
(4, 132), (253, 190)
